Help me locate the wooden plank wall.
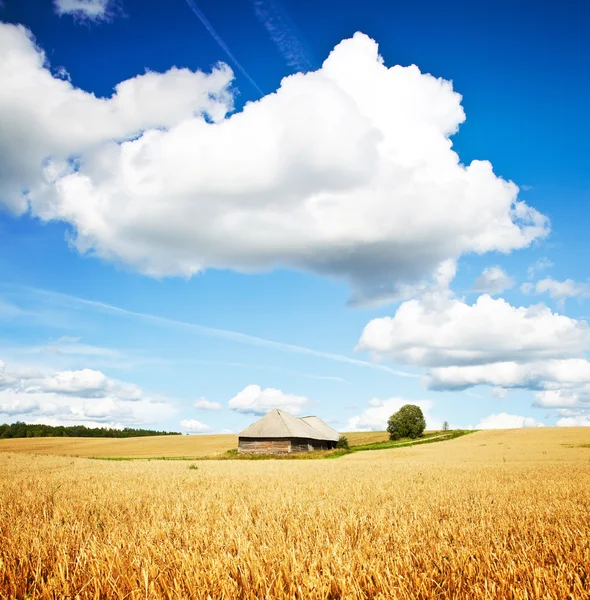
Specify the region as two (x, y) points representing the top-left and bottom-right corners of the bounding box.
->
(290, 440), (312, 453)
(238, 438), (291, 454)
(238, 437), (336, 454)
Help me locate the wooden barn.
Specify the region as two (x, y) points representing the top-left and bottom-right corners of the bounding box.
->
(238, 408), (340, 454)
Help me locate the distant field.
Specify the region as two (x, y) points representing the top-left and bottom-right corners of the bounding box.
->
(0, 433), (237, 458)
(343, 430), (389, 445)
(0, 431), (390, 458)
(0, 428), (588, 599)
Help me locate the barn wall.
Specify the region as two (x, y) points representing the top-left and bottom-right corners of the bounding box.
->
(238, 438), (291, 454)
(290, 438), (311, 453)
(238, 437), (336, 454)
(290, 438), (335, 452)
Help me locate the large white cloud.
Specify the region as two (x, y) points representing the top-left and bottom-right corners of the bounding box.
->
(228, 384), (309, 415)
(345, 397), (439, 432)
(0, 24), (548, 303)
(0, 360), (174, 426)
(0, 23), (233, 214)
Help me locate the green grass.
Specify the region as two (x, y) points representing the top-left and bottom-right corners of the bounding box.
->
(348, 430), (473, 453)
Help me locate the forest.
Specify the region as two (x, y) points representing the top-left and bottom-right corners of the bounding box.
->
(0, 422), (181, 439)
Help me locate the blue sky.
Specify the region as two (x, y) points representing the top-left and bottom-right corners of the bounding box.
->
(0, 0), (589, 433)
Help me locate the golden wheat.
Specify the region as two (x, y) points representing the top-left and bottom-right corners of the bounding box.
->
(0, 433), (237, 458)
(0, 428), (588, 599)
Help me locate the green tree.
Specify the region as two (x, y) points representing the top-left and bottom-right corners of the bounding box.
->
(387, 405), (426, 440)
(442, 421), (450, 431)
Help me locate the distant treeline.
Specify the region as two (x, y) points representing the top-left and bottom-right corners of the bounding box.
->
(0, 422), (181, 439)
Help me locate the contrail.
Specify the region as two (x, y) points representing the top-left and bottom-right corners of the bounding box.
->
(251, 0), (314, 72)
(10, 284), (418, 379)
(184, 0), (264, 96)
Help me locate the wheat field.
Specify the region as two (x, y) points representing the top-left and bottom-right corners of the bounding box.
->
(0, 428), (589, 599)
(0, 431), (389, 459)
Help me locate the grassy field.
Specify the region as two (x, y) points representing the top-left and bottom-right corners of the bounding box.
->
(0, 428), (588, 599)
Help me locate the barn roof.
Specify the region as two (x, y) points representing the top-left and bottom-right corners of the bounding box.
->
(238, 409), (339, 441)
(301, 416), (340, 442)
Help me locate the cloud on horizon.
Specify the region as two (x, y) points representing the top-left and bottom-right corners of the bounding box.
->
(0, 360), (175, 426)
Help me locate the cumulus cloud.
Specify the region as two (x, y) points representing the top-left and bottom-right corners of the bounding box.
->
(358, 294), (589, 369)
(534, 389), (590, 409)
(428, 359), (590, 391)
(345, 397), (439, 431)
(472, 266), (514, 295)
(358, 287), (590, 421)
(527, 278), (590, 302)
(53, 0), (114, 21)
(0, 25), (548, 304)
(194, 398), (222, 411)
(0, 23), (233, 214)
(180, 419), (211, 433)
(476, 412), (544, 429)
(228, 384), (308, 415)
(0, 360), (174, 426)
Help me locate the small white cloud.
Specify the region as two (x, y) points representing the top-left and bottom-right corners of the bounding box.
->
(490, 387), (509, 398)
(53, 0), (113, 21)
(180, 419), (211, 433)
(472, 266), (514, 295)
(527, 257), (553, 280)
(534, 277), (590, 300)
(477, 412), (544, 429)
(228, 384), (308, 415)
(194, 398), (223, 411)
(56, 335), (82, 343)
(54, 66), (71, 82)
